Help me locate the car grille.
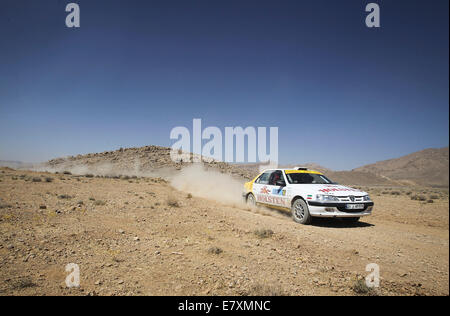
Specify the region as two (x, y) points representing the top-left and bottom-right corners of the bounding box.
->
(336, 196), (364, 202)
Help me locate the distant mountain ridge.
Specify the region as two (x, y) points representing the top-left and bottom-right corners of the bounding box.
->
(354, 147), (449, 187)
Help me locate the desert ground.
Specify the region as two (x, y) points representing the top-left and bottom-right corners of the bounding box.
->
(0, 167), (448, 296)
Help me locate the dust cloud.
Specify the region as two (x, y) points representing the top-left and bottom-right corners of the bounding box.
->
(169, 164), (246, 206)
(33, 159), (176, 179)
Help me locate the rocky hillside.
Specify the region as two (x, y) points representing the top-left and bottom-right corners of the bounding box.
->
(355, 147), (449, 187)
(42, 146), (256, 180)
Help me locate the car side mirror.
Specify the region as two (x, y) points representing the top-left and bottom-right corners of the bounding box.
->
(276, 180), (286, 186)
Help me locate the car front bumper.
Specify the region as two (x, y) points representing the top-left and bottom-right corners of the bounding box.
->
(307, 201), (374, 218)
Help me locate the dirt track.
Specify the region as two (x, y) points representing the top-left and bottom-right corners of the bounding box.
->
(0, 168), (448, 296)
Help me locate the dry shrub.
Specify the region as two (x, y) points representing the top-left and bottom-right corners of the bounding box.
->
(254, 229), (274, 238)
(352, 279), (377, 296)
(411, 195), (426, 201)
(94, 200), (106, 206)
(207, 247), (223, 255)
(248, 282), (285, 296)
(167, 196), (180, 207)
(10, 277), (36, 290)
(0, 203), (12, 209)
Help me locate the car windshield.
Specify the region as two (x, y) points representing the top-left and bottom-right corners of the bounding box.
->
(285, 173), (335, 184)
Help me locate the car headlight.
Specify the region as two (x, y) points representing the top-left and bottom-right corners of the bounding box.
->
(316, 194), (339, 202)
(363, 195), (371, 202)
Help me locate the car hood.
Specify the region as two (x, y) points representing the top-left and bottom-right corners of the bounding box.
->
(291, 184), (368, 196)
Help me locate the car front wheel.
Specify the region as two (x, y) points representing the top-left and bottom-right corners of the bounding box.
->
(292, 198), (312, 225)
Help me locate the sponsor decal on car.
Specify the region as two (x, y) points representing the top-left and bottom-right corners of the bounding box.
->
(260, 186), (270, 194)
(272, 188), (287, 196)
(318, 186), (361, 193)
(307, 195), (313, 200)
(256, 194), (288, 206)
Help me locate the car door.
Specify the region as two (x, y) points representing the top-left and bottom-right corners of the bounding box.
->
(252, 171), (273, 206)
(267, 170), (289, 208)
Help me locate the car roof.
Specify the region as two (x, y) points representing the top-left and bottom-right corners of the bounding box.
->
(260, 169), (323, 175)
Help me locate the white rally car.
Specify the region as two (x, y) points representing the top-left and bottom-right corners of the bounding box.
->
(243, 167), (374, 224)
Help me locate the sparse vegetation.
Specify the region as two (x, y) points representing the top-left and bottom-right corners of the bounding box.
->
(94, 200), (106, 206)
(208, 246), (223, 255)
(411, 195), (427, 201)
(10, 277), (36, 290)
(187, 193), (192, 199)
(352, 279), (377, 296)
(167, 196), (180, 207)
(0, 203), (12, 209)
(247, 282), (285, 296)
(32, 177), (42, 182)
(63, 171), (72, 175)
(85, 174), (94, 178)
(58, 194), (72, 199)
(254, 229), (274, 239)
(45, 177), (54, 183)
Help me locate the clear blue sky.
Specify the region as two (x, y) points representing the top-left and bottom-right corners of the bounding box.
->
(0, 0), (448, 170)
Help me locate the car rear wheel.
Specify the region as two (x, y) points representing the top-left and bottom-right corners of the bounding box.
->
(342, 217), (360, 223)
(246, 193), (256, 206)
(292, 198), (312, 225)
